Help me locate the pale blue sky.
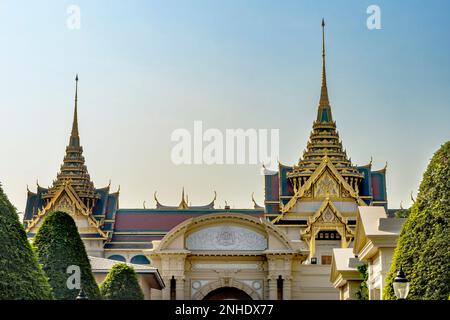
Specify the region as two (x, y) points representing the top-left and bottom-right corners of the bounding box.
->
(0, 0), (449, 211)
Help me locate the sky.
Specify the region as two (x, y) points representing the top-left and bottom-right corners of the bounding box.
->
(0, 0), (449, 212)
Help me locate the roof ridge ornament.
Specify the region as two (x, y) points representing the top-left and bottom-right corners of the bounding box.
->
(178, 187), (188, 209)
(410, 191), (416, 203)
(251, 192), (263, 209)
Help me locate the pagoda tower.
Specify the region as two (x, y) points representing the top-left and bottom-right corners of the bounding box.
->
(24, 76), (120, 256)
(42, 75), (100, 210)
(263, 20), (388, 262)
(286, 19), (364, 194)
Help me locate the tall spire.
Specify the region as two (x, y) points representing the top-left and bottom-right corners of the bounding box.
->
(288, 20), (364, 188)
(43, 75), (100, 207)
(317, 19), (332, 122)
(70, 74), (80, 147)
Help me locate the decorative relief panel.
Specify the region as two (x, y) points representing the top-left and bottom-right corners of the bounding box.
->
(186, 225), (267, 251)
(303, 189), (313, 197)
(314, 172), (339, 197)
(191, 280), (212, 297)
(53, 195), (76, 216)
(322, 208), (335, 223)
(240, 280), (263, 298)
(191, 263), (261, 270)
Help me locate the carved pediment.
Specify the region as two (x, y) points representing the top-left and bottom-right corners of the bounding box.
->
(302, 199), (354, 239)
(26, 183), (107, 238)
(276, 156), (366, 221)
(320, 207), (336, 223)
(314, 171), (339, 198)
(53, 194), (76, 216)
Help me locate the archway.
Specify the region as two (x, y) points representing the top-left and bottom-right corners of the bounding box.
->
(203, 287), (252, 300)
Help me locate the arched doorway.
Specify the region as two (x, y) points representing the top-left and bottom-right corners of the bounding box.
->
(203, 287), (252, 300)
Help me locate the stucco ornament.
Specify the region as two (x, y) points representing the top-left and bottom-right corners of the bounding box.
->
(314, 172), (339, 197)
(323, 208), (335, 222)
(186, 225), (267, 250)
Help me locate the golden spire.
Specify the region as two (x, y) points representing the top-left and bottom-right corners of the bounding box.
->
(317, 19), (332, 122)
(69, 74), (80, 147)
(43, 75), (100, 205)
(288, 20), (363, 185)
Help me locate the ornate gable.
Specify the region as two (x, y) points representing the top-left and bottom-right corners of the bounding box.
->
(303, 200), (353, 238)
(26, 182), (107, 239)
(276, 157), (365, 220)
(301, 199), (355, 257)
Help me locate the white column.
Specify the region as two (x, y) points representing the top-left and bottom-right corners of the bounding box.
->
(176, 276), (185, 300)
(283, 276), (292, 300)
(267, 276), (278, 300)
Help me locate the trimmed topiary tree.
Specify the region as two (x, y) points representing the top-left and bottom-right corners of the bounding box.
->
(384, 141), (450, 300)
(33, 211), (101, 300)
(100, 263), (144, 300)
(0, 182), (53, 299)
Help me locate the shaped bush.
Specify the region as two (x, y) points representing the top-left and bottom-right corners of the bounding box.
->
(33, 211), (101, 299)
(0, 183), (53, 299)
(100, 263), (144, 300)
(384, 142), (450, 300)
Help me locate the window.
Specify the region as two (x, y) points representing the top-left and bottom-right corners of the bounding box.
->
(107, 255), (126, 262)
(321, 255), (332, 265)
(316, 231), (341, 240)
(130, 255), (150, 265)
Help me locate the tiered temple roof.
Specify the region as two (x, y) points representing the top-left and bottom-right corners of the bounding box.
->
(42, 75), (100, 209)
(24, 76), (119, 236)
(286, 20), (364, 193)
(264, 20), (388, 218)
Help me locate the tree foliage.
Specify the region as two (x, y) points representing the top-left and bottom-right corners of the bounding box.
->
(394, 208), (411, 218)
(0, 183), (53, 299)
(33, 211), (101, 300)
(355, 264), (368, 300)
(384, 141), (450, 300)
(100, 263), (144, 300)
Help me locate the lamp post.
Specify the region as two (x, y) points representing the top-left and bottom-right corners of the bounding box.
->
(393, 266), (410, 300)
(76, 287), (89, 300)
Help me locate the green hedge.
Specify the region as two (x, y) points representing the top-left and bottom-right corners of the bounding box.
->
(383, 141), (450, 300)
(33, 211), (101, 300)
(355, 264), (368, 300)
(0, 183), (53, 299)
(100, 263), (144, 300)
